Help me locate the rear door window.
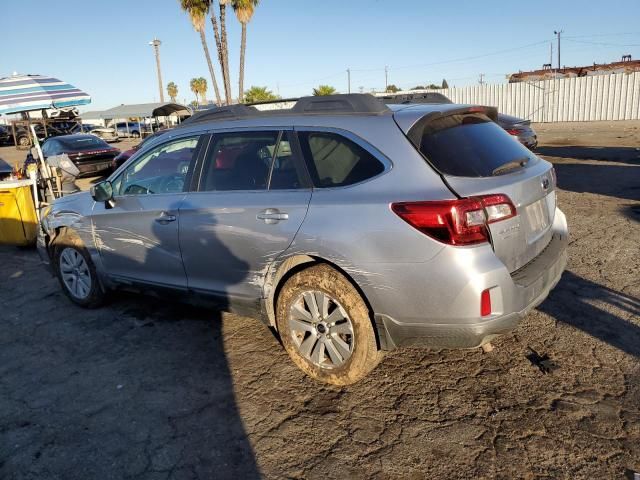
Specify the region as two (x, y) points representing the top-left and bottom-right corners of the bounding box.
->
(413, 113), (537, 177)
(298, 131), (385, 187)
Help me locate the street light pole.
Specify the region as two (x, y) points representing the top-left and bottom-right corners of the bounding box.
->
(149, 38), (165, 103)
(347, 68), (351, 94)
(553, 30), (563, 71)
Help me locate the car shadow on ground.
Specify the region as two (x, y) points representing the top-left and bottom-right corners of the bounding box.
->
(551, 161), (640, 203)
(538, 271), (640, 358)
(536, 145), (640, 164)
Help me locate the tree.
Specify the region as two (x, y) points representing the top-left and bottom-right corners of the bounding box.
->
(180, 0), (222, 105)
(426, 83), (440, 89)
(312, 85), (337, 96)
(244, 86), (278, 103)
(232, 0), (259, 103)
(190, 77), (208, 106)
(411, 85), (426, 90)
(167, 82), (179, 102)
(385, 84), (400, 93)
(441, 79), (449, 89)
(205, 0), (232, 104)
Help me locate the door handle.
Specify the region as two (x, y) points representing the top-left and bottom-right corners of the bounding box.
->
(257, 208), (289, 224)
(155, 212), (177, 225)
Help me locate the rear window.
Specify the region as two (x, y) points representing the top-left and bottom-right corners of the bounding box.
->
(59, 136), (109, 152)
(413, 113), (537, 177)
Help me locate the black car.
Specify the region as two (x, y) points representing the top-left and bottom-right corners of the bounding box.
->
(382, 92), (538, 149)
(40, 134), (120, 176)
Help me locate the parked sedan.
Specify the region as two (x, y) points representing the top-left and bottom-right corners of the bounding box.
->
(40, 134), (120, 176)
(383, 92), (538, 149)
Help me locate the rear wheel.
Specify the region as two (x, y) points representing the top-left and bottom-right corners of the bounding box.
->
(53, 230), (104, 308)
(276, 264), (383, 385)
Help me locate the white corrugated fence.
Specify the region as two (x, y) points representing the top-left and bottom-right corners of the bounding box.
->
(384, 72), (640, 122)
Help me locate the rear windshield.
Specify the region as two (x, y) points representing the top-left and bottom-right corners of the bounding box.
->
(59, 136), (109, 152)
(413, 113), (537, 177)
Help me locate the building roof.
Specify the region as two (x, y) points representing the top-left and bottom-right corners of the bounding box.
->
(509, 58), (640, 83)
(81, 102), (191, 119)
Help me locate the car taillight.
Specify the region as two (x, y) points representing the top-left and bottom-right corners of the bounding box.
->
(505, 128), (521, 135)
(480, 289), (492, 316)
(391, 194), (516, 246)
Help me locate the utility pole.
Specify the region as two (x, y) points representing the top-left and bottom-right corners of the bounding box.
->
(549, 41), (553, 69)
(347, 69), (351, 94)
(554, 30), (563, 71)
(149, 38), (164, 103)
(478, 73), (485, 85)
(384, 65), (389, 91)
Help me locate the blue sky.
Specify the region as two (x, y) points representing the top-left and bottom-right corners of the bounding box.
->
(4, 0), (640, 111)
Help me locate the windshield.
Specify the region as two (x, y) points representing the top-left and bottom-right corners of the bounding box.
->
(58, 136), (110, 152)
(414, 113), (537, 177)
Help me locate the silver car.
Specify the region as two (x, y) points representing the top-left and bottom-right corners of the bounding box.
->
(37, 94), (568, 385)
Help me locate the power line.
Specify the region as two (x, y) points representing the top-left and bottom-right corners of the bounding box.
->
(565, 38), (640, 48)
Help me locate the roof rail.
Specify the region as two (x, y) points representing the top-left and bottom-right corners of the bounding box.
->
(292, 94), (389, 115)
(181, 104), (258, 125)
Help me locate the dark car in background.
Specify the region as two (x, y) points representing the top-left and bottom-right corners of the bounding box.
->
(40, 134), (120, 176)
(0, 125), (12, 145)
(382, 92), (538, 149)
(110, 128), (171, 171)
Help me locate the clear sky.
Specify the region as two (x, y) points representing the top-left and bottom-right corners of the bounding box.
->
(4, 0), (640, 111)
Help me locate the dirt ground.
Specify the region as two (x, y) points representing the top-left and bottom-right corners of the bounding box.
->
(1, 122), (639, 479)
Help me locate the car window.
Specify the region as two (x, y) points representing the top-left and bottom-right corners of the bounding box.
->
(413, 113), (537, 177)
(298, 131), (385, 187)
(267, 132), (304, 190)
(116, 136), (199, 196)
(200, 131), (279, 191)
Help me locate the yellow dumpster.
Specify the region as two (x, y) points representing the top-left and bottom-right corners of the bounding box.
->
(0, 179), (38, 246)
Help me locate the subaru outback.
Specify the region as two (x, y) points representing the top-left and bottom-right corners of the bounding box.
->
(38, 94), (568, 385)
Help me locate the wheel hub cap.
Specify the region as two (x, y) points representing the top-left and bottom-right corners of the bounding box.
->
(59, 248), (92, 300)
(288, 291), (354, 369)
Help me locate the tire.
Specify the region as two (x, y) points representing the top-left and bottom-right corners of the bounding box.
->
(131, 130), (140, 138)
(276, 264), (384, 385)
(53, 230), (105, 308)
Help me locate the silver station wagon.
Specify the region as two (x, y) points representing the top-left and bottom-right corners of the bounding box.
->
(38, 94), (568, 385)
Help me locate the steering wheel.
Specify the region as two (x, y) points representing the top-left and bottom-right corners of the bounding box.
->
(159, 174), (184, 193)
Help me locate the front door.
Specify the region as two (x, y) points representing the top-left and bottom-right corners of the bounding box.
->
(91, 134), (204, 288)
(179, 130), (312, 304)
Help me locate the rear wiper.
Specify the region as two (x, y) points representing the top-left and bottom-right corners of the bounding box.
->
(492, 157), (529, 176)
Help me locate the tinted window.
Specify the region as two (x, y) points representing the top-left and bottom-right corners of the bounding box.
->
(117, 136), (199, 195)
(201, 131), (278, 191)
(58, 136), (109, 152)
(414, 113), (537, 177)
(298, 132), (385, 188)
(268, 132), (303, 190)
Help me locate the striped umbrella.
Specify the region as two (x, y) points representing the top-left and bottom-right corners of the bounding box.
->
(0, 74), (91, 115)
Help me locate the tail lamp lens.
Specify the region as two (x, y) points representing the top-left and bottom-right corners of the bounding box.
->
(481, 289), (492, 316)
(391, 194), (516, 246)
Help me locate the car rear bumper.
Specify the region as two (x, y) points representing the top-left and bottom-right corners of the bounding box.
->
(76, 161), (112, 176)
(370, 208), (568, 350)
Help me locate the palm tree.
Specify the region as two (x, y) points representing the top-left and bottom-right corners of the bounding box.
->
(190, 78), (201, 106)
(167, 82), (179, 102)
(180, 0), (222, 105)
(244, 86), (278, 103)
(190, 77), (208, 106)
(313, 85), (337, 96)
(208, 0), (232, 104)
(232, 0), (259, 103)
(218, 0), (233, 104)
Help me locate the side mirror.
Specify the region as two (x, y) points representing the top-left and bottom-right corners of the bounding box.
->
(90, 180), (114, 204)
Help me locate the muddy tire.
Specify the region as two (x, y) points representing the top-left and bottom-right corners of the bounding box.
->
(53, 229), (104, 308)
(276, 264), (384, 385)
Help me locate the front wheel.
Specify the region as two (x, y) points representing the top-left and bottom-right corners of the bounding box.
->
(53, 230), (105, 308)
(276, 264), (384, 385)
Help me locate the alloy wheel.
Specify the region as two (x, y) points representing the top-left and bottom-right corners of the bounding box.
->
(288, 291), (354, 369)
(59, 248), (92, 300)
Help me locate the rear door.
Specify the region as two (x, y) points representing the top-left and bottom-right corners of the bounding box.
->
(406, 109), (555, 272)
(179, 129), (312, 303)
